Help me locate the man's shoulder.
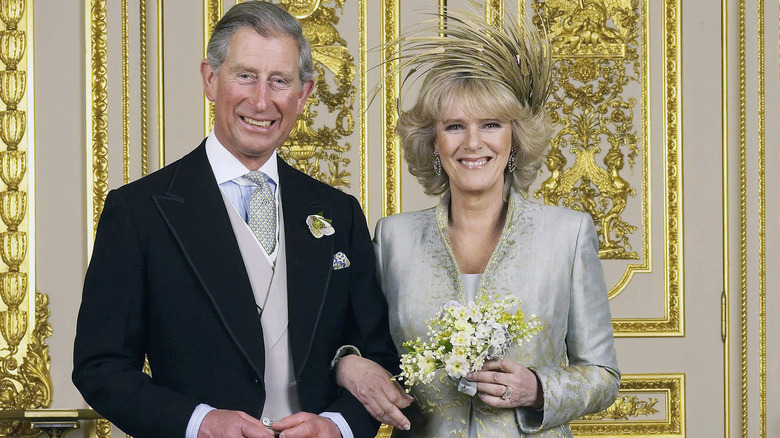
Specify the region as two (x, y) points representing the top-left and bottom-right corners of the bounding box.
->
(114, 143), (206, 198)
(278, 156), (356, 203)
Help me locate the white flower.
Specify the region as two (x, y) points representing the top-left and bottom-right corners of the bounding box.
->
(466, 303), (483, 321)
(306, 214), (334, 238)
(451, 330), (472, 347)
(396, 292), (542, 392)
(444, 353), (470, 378)
(475, 323), (492, 340)
(453, 318), (474, 334)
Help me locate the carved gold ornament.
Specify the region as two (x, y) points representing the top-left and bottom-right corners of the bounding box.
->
(572, 374), (684, 436)
(276, 0), (354, 189)
(533, 0), (642, 260)
(0, 1), (53, 436)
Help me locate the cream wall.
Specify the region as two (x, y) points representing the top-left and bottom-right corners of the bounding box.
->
(16, 0), (778, 437)
(35, 0), (88, 410)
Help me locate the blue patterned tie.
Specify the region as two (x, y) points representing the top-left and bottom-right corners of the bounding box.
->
(244, 171), (277, 254)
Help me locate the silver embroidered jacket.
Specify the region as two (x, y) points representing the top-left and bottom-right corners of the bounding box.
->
(373, 189), (620, 437)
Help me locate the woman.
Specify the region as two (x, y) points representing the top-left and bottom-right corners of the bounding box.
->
(338, 8), (619, 437)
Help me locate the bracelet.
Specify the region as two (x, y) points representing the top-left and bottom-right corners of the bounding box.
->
(329, 344), (361, 370)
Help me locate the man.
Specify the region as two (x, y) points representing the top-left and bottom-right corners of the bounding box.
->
(72, 2), (405, 437)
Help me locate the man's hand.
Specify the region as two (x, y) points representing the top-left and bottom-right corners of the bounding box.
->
(335, 355), (413, 430)
(198, 409), (273, 438)
(272, 412), (339, 438)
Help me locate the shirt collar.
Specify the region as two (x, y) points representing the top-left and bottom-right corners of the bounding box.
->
(205, 130), (280, 187)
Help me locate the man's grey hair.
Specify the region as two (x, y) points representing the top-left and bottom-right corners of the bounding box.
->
(206, 1), (314, 84)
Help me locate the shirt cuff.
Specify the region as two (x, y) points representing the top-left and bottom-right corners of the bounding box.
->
(186, 403), (215, 438)
(320, 412), (352, 438)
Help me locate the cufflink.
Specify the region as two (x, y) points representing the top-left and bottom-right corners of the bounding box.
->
(332, 251), (350, 270)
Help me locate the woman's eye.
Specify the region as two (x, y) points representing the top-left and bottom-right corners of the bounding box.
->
(444, 124), (463, 131)
(484, 122), (501, 129)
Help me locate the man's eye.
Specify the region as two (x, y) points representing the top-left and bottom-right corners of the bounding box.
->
(236, 73), (255, 83)
(270, 78), (292, 89)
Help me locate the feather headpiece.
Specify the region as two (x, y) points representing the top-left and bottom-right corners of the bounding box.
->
(380, 3), (552, 115)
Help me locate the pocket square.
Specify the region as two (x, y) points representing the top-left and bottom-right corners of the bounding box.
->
(332, 251), (350, 270)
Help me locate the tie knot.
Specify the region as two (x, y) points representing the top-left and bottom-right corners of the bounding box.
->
(244, 170), (270, 186)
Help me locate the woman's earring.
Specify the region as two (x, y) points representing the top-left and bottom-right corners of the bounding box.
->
(507, 146), (517, 173)
(433, 149), (442, 176)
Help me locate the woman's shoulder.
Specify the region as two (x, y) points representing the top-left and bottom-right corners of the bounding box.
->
(520, 197), (589, 221)
(516, 197), (594, 236)
(376, 206), (436, 226)
(374, 207), (437, 241)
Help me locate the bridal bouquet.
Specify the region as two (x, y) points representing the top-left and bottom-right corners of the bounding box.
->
(397, 293), (542, 393)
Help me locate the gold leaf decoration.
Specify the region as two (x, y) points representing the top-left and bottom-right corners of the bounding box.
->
(533, 0), (641, 260)
(0, 2), (53, 436)
(277, 0), (353, 189)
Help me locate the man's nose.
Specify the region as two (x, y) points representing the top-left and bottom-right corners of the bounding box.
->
(249, 82), (271, 110)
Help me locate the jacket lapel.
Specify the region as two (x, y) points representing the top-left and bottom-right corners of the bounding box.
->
(152, 143), (265, 380)
(278, 157), (333, 378)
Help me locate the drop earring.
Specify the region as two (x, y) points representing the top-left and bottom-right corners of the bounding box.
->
(507, 146), (517, 173)
(433, 149), (442, 176)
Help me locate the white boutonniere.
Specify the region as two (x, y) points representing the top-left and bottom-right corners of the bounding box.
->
(306, 212), (334, 238)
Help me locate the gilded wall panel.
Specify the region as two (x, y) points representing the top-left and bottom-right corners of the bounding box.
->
(0, 1), (53, 436)
(571, 374), (685, 436)
(529, 0), (682, 336)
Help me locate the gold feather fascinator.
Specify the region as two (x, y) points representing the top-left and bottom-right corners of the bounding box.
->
(377, 3), (553, 115)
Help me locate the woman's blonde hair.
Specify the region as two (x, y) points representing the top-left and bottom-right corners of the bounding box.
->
(386, 5), (553, 197)
(397, 69), (551, 197)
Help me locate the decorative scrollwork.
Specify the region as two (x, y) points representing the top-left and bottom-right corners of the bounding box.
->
(94, 418), (111, 438)
(277, 0), (353, 189)
(572, 374), (683, 436)
(580, 395), (658, 420)
(90, 0), (109, 228)
(0, 2), (53, 437)
(533, 0), (641, 260)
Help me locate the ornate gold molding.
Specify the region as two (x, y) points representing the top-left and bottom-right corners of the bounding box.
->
(532, 0), (651, 291)
(571, 374), (684, 436)
(755, 2), (766, 436)
(485, 0), (503, 27)
(121, 0), (129, 185)
(140, 0), (148, 176)
(381, 0), (400, 216)
(611, 0), (682, 336)
(358, 0), (367, 213)
(738, 0), (748, 435)
(156, 0), (164, 167)
(530, 0), (681, 336)
(375, 424), (391, 438)
(86, 0), (109, 247)
(0, 1), (53, 436)
(202, 0), (220, 136)
(721, 0), (731, 435)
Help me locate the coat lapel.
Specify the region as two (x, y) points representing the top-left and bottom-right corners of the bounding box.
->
(152, 143), (265, 380)
(278, 157), (333, 378)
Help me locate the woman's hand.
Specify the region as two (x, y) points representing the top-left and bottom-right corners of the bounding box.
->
(335, 355), (414, 430)
(467, 358), (543, 409)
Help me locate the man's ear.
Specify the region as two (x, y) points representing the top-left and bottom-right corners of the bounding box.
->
(200, 59), (217, 102)
(296, 79), (315, 114)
